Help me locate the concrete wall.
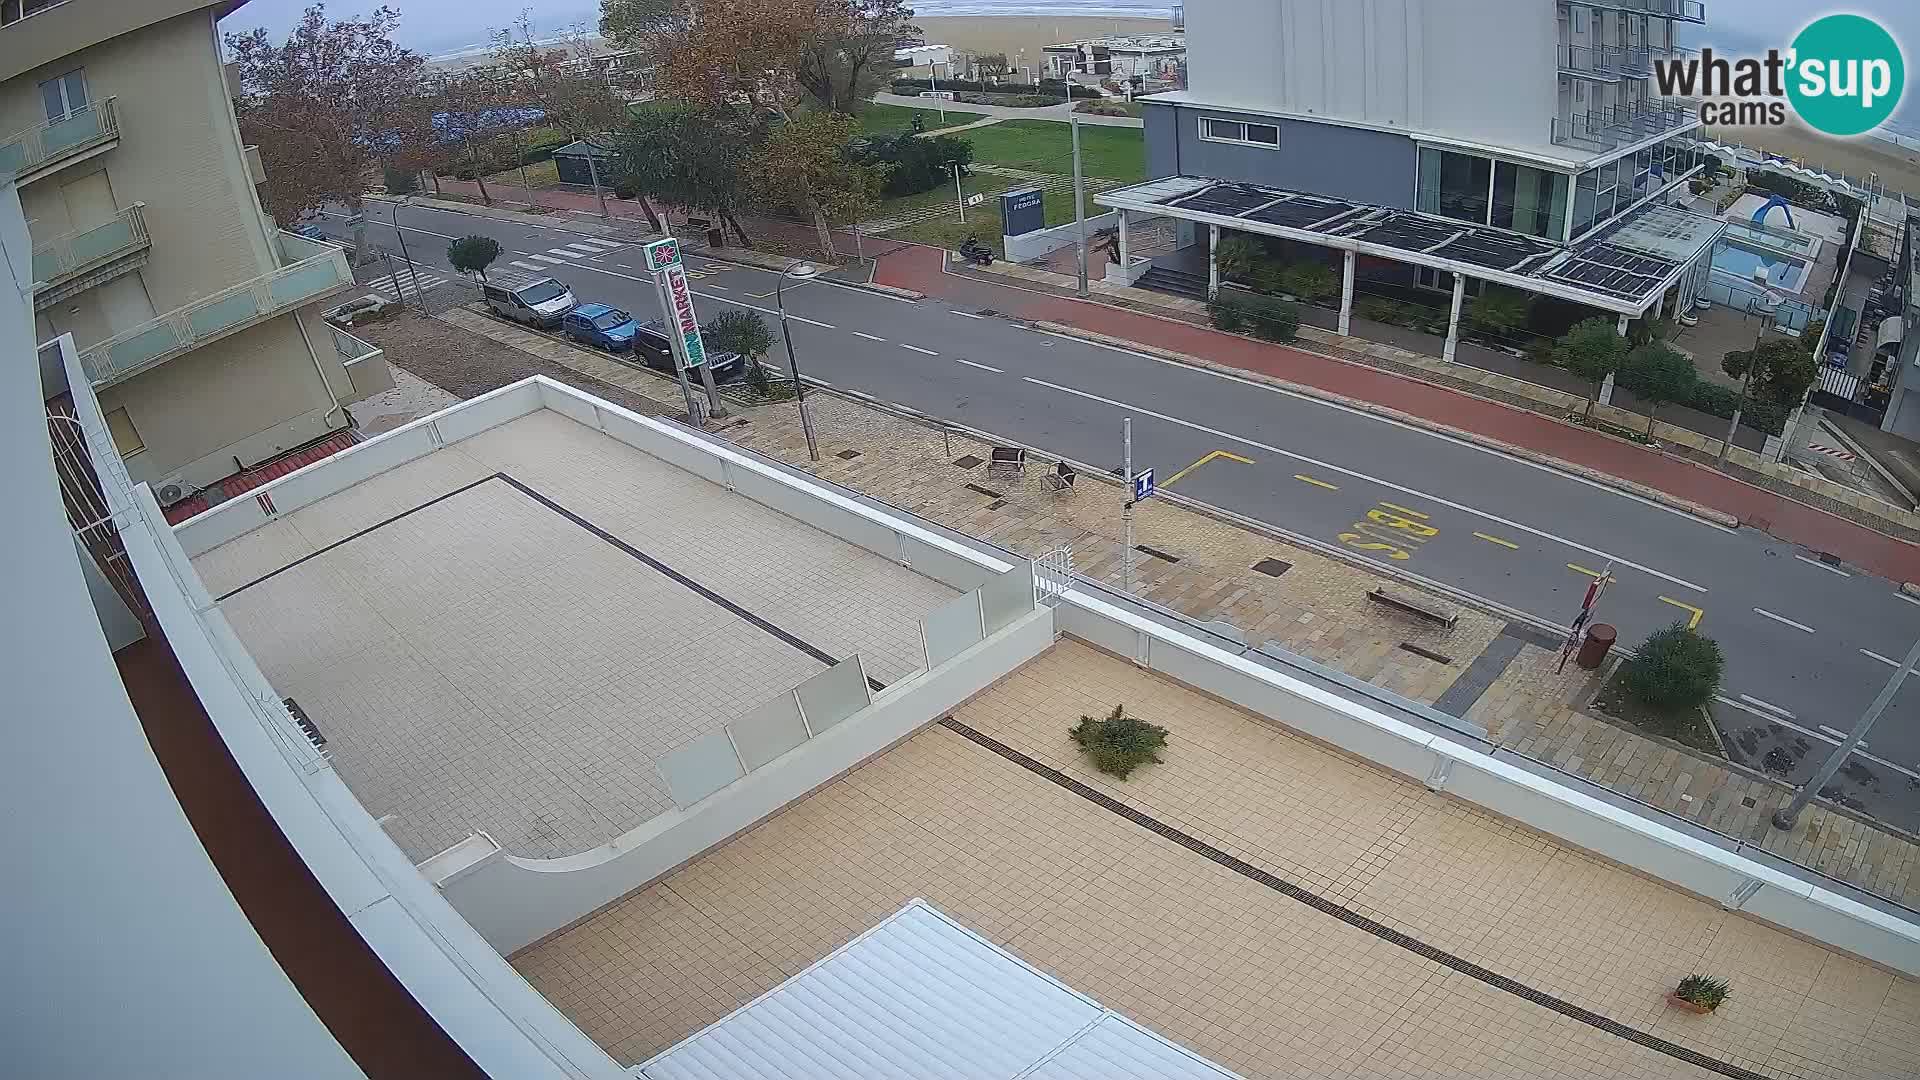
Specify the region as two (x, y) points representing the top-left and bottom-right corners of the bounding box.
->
(1184, 0), (1557, 154)
(3, 9), (279, 320)
(1146, 101), (1418, 207)
(103, 310), (345, 490)
(431, 606), (1057, 956)
(1004, 210), (1117, 263)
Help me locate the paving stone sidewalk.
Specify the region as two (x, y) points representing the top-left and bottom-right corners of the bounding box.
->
(395, 307), (1920, 907)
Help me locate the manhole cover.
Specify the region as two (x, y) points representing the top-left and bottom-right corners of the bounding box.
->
(836, 448), (862, 460)
(953, 454), (984, 469)
(1252, 558), (1292, 577)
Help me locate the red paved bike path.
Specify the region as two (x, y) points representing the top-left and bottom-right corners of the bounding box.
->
(877, 246), (1920, 585)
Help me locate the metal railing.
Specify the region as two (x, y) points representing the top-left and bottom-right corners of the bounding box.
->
(31, 203), (148, 289)
(1561, 0), (1705, 21)
(328, 324), (381, 364)
(1559, 43), (1626, 79)
(1552, 112), (1619, 150)
(79, 230), (353, 387)
(0, 97), (117, 181)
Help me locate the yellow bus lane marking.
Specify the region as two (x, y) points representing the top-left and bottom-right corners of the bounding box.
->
(1294, 473), (1338, 491)
(1164, 450), (1255, 487)
(1473, 531), (1519, 549)
(1658, 596), (1705, 629)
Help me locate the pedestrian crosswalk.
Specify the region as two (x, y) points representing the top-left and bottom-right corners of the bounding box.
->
(365, 267), (448, 302)
(507, 236), (625, 274)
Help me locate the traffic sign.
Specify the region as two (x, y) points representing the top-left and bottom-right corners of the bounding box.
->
(1132, 468), (1155, 504)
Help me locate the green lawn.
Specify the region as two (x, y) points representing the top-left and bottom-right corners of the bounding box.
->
(960, 120), (1145, 182)
(858, 101), (927, 134)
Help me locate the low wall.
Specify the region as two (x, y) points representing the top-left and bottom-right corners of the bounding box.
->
(432, 605), (1057, 955)
(1005, 210), (1117, 263)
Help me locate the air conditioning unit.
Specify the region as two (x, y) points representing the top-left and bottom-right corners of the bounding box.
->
(155, 478), (187, 507)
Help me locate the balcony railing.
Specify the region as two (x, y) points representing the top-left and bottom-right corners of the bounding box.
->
(79, 230), (353, 388)
(1561, 0), (1705, 22)
(1553, 112), (1619, 151)
(0, 98), (118, 183)
(1560, 44), (1625, 80)
(328, 325), (381, 365)
(31, 203), (149, 297)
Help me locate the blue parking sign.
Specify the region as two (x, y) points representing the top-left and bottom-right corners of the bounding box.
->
(1132, 468), (1155, 504)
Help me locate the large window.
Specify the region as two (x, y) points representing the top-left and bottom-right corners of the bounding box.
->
(38, 69), (86, 122)
(1491, 162), (1571, 239)
(1416, 148), (1492, 225)
(1199, 117), (1279, 148)
(1573, 168), (1601, 238)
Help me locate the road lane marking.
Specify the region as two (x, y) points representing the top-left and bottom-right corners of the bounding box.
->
(952, 357), (1004, 372)
(529, 254), (567, 264)
(1378, 501), (1429, 519)
(1739, 694), (1796, 718)
(1794, 554), (1850, 577)
(509, 260), (543, 270)
(1658, 596), (1705, 629)
(560, 243), (603, 254)
(1896, 591), (1920, 608)
(570, 238), (620, 249)
(1860, 648), (1920, 673)
(1020, 376), (1708, 593)
(547, 248), (589, 258)
(1818, 724), (1851, 742)
(1164, 450), (1255, 487)
(901, 343), (938, 355)
(1039, 329), (1741, 534)
(852, 331), (885, 342)
(1473, 531), (1518, 549)
(1753, 607), (1816, 633)
(702, 282), (729, 291)
(1294, 474), (1338, 491)
(1567, 563), (1604, 578)
(951, 310), (986, 319)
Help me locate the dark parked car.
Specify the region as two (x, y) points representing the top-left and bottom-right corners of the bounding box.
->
(560, 303), (638, 351)
(629, 319), (746, 382)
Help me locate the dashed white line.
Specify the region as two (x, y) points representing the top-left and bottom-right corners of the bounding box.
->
(1019, 375), (1709, 593)
(788, 314), (835, 329)
(951, 310), (986, 319)
(1738, 693), (1796, 719)
(1897, 591), (1920, 608)
(528, 254), (567, 264)
(509, 260), (543, 270)
(702, 282), (729, 291)
(900, 343), (938, 355)
(1818, 724), (1851, 742)
(560, 243), (604, 255)
(1860, 648), (1920, 673)
(1752, 607), (1816, 633)
(1794, 554), (1850, 577)
(951, 357), (1004, 372)
(852, 331), (886, 342)
(547, 248), (586, 258)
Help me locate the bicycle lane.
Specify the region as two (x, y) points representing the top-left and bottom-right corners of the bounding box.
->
(876, 244), (1920, 585)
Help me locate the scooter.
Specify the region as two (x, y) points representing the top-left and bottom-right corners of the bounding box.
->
(958, 237), (995, 267)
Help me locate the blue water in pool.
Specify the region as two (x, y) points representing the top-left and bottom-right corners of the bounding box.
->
(1712, 241), (1807, 292)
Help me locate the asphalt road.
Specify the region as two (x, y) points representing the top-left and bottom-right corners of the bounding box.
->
(326, 202), (1920, 825)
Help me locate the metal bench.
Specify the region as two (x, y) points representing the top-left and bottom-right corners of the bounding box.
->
(1044, 461), (1076, 494)
(987, 446), (1026, 478)
(1365, 587), (1458, 629)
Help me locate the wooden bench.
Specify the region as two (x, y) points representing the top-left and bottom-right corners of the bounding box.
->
(987, 446), (1026, 478)
(1365, 587), (1458, 629)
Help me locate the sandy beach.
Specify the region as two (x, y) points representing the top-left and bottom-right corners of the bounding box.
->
(915, 15), (1175, 74)
(1704, 117), (1920, 199)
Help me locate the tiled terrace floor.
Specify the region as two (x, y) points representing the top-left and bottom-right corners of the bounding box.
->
(192, 410), (955, 860)
(517, 641), (1919, 1079)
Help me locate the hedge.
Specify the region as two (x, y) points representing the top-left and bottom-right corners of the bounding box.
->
(1208, 292), (1300, 342)
(1670, 378), (1788, 436)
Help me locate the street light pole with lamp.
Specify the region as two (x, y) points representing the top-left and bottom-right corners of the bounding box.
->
(776, 262), (821, 461)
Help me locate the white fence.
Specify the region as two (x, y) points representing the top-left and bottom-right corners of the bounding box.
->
(171, 374), (1920, 981)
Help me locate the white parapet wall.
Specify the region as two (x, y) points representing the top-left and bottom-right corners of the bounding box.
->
(167, 375), (1920, 984)
(429, 604), (1056, 955)
(1004, 210), (1118, 264)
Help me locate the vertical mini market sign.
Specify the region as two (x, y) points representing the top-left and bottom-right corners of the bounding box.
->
(642, 237), (708, 369)
(1653, 13), (1905, 137)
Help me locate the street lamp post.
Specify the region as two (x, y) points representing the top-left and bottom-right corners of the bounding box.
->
(388, 201), (425, 314)
(776, 262), (821, 462)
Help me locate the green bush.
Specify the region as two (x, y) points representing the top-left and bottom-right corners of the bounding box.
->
(1279, 261), (1338, 303)
(1214, 233), (1261, 282)
(1624, 622), (1724, 712)
(1208, 292), (1299, 340)
(952, 92), (1056, 108)
(1465, 286), (1533, 337)
(382, 165), (418, 195)
(1070, 704), (1168, 779)
(446, 234), (502, 279)
(1208, 295), (1244, 331)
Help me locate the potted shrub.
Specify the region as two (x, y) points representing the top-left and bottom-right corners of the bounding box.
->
(1666, 974), (1730, 1014)
(1070, 704), (1168, 779)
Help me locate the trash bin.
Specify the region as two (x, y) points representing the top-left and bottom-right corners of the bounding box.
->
(707, 226), (724, 249)
(1576, 623), (1616, 670)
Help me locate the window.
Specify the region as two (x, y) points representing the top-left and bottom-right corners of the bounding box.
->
(1416, 147), (1492, 225)
(104, 407), (143, 457)
(1, 0), (66, 26)
(1199, 117), (1279, 148)
(1573, 168), (1601, 238)
(1492, 162), (1571, 239)
(39, 69), (86, 121)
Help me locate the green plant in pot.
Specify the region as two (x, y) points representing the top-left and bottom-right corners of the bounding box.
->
(1667, 974), (1730, 1014)
(1070, 704), (1167, 779)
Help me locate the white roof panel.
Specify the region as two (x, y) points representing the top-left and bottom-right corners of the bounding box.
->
(639, 900), (1246, 1080)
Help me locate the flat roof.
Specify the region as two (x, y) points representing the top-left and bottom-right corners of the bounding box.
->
(190, 410), (956, 861)
(1097, 176), (1726, 314)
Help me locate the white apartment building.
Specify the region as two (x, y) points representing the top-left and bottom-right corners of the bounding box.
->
(3, 0), (391, 505)
(1102, 0), (1724, 354)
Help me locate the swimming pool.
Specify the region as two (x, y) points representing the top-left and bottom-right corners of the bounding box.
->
(1711, 240), (1808, 293)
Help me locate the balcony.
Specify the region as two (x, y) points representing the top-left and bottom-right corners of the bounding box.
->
(31, 203), (150, 310)
(1552, 111), (1619, 152)
(79, 230), (354, 389)
(1561, 0), (1705, 23)
(0, 98), (118, 186)
(1559, 44), (1625, 82)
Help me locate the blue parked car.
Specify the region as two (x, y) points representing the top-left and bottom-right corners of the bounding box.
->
(561, 303), (638, 351)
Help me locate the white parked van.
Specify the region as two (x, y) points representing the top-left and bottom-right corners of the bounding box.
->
(482, 272), (576, 329)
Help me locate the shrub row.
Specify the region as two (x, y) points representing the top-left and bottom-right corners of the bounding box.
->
(1208, 291), (1300, 342)
(1668, 379), (1788, 436)
(890, 78), (1100, 99)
